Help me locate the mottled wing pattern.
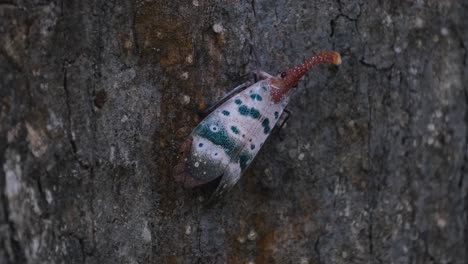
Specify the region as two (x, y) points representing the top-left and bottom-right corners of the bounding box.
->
(186, 80), (289, 197)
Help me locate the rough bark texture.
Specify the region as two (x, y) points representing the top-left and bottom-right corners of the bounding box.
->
(1, 0), (467, 263)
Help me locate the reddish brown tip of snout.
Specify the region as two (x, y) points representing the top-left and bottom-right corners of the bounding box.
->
(328, 51), (342, 65)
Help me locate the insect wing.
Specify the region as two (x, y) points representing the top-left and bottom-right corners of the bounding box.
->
(184, 80), (288, 196)
(210, 80), (289, 197)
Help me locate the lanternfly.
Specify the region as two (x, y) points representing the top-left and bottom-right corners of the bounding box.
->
(175, 51), (341, 197)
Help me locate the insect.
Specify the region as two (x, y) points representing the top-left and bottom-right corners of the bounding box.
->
(174, 51), (341, 197)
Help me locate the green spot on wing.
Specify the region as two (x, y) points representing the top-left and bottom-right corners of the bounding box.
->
(231, 126), (240, 134)
(239, 105), (261, 119)
(250, 108), (260, 119)
(239, 154), (251, 171)
(262, 118), (271, 134)
(195, 123), (236, 154)
(262, 118), (270, 127)
(239, 105), (249, 115)
(250, 94), (263, 101)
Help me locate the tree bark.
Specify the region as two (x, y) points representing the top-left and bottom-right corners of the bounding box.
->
(1, 0), (467, 263)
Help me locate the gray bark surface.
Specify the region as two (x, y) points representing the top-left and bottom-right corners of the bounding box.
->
(1, 0), (467, 263)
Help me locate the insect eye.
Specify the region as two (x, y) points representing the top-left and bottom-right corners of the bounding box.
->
(280, 72), (287, 78)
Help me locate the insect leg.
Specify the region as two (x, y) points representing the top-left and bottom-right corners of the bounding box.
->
(277, 108), (292, 130)
(199, 82), (251, 117)
(272, 109), (292, 141)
